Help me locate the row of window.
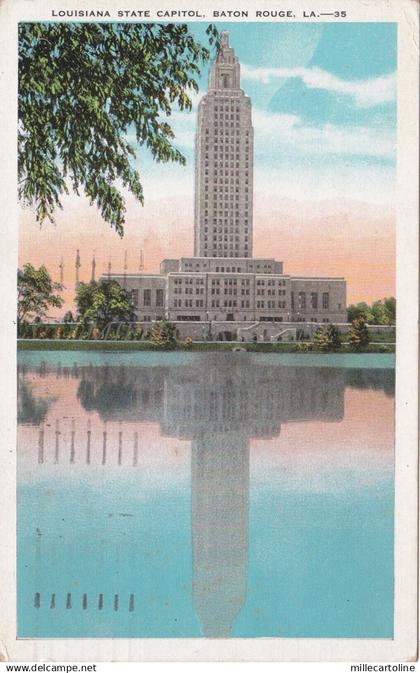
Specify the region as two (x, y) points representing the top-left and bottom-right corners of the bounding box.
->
(212, 155), (250, 161)
(202, 252), (249, 258)
(213, 103), (242, 110)
(204, 245), (247, 251)
(205, 237), (247, 244)
(131, 289), (164, 308)
(204, 161), (244, 169)
(257, 289), (287, 296)
(169, 298), (290, 309)
(205, 180), (249, 188)
(290, 292), (330, 310)
(173, 287), (205, 295)
(204, 218), (249, 224)
(204, 229), (246, 236)
(256, 278), (284, 285)
(173, 277), (205, 285)
(206, 171), (250, 178)
(256, 301), (288, 309)
(205, 187), (250, 194)
(173, 299), (205, 308)
(213, 128), (242, 134)
(204, 194), (249, 209)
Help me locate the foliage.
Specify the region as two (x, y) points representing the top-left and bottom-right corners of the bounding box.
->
(347, 297), (396, 325)
(17, 339), (395, 353)
(77, 378), (136, 416)
(348, 317), (370, 351)
(75, 279), (136, 327)
(295, 342), (313, 352)
(18, 22), (219, 235)
(313, 324), (341, 352)
(17, 380), (50, 425)
(17, 263), (63, 324)
(63, 310), (75, 323)
(149, 320), (176, 348)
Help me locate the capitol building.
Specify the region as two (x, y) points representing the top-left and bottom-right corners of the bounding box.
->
(108, 32), (347, 341)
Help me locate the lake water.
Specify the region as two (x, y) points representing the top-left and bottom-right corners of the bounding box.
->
(17, 351), (395, 638)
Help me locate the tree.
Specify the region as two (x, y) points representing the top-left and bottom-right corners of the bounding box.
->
(372, 297), (396, 325)
(17, 263), (63, 324)
(149, 320), (176, 349)
(313, 324), (341, 352)
(18, 22), (218, 235)
(347, 302), (374, 324)
(347, 297), (396, 325)
(371, 300), (388, 325)
(75, 279), (136, 327)
(63, 310), (75, 323)
(383, 297), (396, 324)
(349, 317), (370, 351)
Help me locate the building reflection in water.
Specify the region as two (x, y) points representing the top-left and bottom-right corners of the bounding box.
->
(17, 354), (394, 636)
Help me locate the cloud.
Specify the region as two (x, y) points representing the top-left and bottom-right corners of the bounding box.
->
(241, 64), (396, 108)
(131, 107), (395, 162)
(253, 163), (395, 207)
(252, 109), (396, 160)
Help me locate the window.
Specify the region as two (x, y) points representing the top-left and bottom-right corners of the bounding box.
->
(322, 292), (330, 309)
(311, 292), (318, 309)
(156, 289), (164, 307)
(143, 289), (151, 307)
(298, 292), (306, 309)
(130, 289), (139, 307)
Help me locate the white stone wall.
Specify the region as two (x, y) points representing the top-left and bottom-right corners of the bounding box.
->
(111, 272), (348, 326)
(290, 278), (347, 323)
(129, 320), (394, 342)
(114, 275), (166, 321)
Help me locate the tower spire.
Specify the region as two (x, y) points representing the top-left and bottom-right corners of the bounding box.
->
(75, 250), (81, 288)
(91, 252), (96, 282)
(209, 31), (241, 90)
(59, 256), (64, 285)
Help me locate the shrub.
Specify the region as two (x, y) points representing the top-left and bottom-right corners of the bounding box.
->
(150, 320), (176, 349)
(296, 342), (313, 352)
(349, 317), (370, 351)
(313, 324), (341, 352)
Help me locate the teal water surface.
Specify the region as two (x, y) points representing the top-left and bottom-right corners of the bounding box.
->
(17, 351), (394, 638)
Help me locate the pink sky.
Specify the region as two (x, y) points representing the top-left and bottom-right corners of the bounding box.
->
(19, 188), (395, 315)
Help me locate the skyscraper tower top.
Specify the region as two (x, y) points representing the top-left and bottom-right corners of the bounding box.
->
(208, 31), (241, 91)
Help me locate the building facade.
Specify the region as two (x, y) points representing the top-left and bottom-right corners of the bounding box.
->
(194, 31), (254, 259)
(107, 32), (347, 337)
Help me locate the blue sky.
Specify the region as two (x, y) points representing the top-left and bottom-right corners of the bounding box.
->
(134, 22), (397, 206)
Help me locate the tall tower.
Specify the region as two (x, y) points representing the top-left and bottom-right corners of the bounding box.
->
(194, 32), (254, 259)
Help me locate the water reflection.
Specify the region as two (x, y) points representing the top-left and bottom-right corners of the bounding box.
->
(17, 379), (51, 426)
(17, 354), (395, 638)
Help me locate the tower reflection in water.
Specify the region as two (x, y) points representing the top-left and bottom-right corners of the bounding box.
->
(17, 354), (394, 637)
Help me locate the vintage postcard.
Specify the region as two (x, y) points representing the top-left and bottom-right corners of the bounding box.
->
(0, 0), (418, 663)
